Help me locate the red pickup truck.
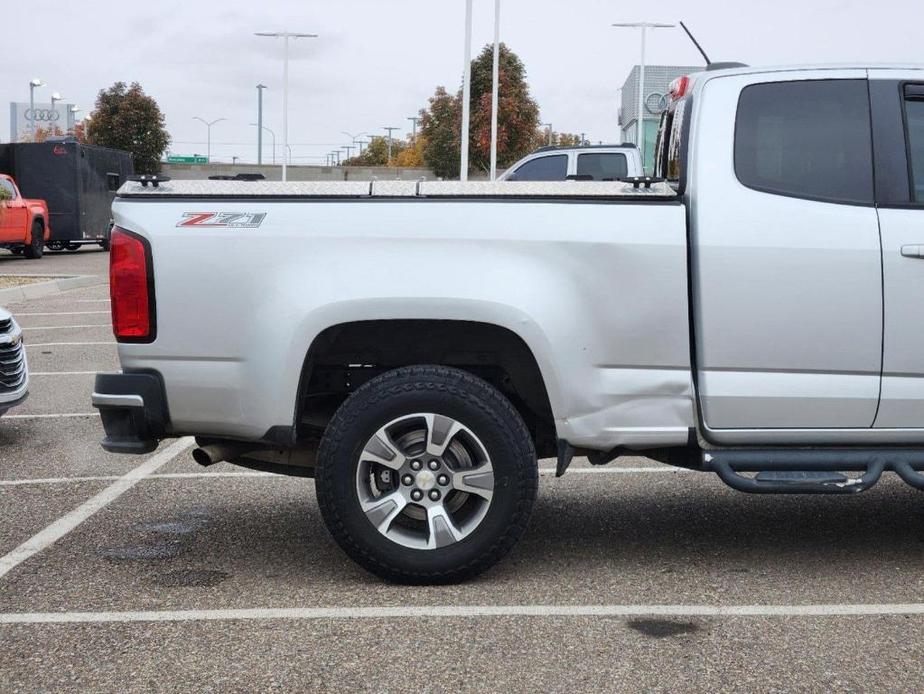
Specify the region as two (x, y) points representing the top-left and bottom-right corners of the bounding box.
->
(0, 174), (50, 259)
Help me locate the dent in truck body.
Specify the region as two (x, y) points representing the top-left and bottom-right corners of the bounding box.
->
(112, 197), (694, 451)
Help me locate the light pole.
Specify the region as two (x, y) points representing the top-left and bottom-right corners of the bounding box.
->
(460, 0), (473, 180)
(50, 92), (63, 135)
(541, 122), (553, 146)
(192, 116), (226, 163)
(358, 138), (370, 155)
(256, 84), (267, 165)
(255, 31), (318, 181)
(249, 123), (276, 165)
(612, 22), (675, 168)
(343, 145), (354, 161)
(232, 156), (239, 166)
(383, 126), (399, 162)
(407, 116), (419, 140)
(28, 78), (44, 141)
(489, 0), (501, 180)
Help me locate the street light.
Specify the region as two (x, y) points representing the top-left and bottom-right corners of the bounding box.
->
(343, 144), (354, 161)
(460, 0), (473, 180)
(250, 123), (276, 165)
(192, 116), (226, 162)
(28, 78), (44, 140)
(49, 93), (63, 137)
(256, 84), (268, 165)
(407, 116), (419, 140)
(255, 31), (318, 181)
(612, 22), (675, 168)
(357, 138), (370, 155)
(489, 0), (501, 180)
(382, 126), (400, 162)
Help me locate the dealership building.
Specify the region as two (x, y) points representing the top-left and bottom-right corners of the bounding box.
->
(619, 64), (700, 172)
(9, 102), (79, 142)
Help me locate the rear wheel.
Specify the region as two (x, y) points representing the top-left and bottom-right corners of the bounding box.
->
(23, 222), (44, 259)
(315, 365), (538, 584)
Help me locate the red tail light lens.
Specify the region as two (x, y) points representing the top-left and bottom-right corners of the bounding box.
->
(110, 227), (155, 342)
(669, 75), (691, 101)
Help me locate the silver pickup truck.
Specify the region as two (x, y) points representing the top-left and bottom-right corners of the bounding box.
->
(94, 64), (924, 583)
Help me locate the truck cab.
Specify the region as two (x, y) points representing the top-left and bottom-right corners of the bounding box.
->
(499, 144), (643, 181)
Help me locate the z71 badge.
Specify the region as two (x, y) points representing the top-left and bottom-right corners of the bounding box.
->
(177, 212), (267, 228)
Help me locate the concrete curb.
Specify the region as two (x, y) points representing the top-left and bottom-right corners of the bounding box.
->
(0, 275), (103, 304)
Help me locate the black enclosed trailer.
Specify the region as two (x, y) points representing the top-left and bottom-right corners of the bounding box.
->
(0, 141), (133, 250)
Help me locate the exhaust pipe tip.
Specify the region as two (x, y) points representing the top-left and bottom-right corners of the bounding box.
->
(192, 447), (216, 466)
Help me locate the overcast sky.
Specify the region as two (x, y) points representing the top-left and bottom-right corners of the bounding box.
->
(3, 0), (922, 164)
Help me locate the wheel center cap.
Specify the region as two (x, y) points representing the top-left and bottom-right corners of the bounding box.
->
(416, 470), (436, 491)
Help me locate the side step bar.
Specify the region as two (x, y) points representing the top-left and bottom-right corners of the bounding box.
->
(702, 449), (924, 494)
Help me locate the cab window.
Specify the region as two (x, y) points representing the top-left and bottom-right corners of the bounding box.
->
(509, 155), (567, 181)
(0, 179), (17, 199)
(576, 153), (628, 180)
(904, 88), (924, 202)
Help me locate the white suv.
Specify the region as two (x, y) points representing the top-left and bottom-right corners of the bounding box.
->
(0, 307), (28, 416)
(498, 144), (643, 182)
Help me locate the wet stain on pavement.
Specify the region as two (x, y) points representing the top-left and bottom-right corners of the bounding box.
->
(99, 543), (184, 561)
(626, 619), (701, 638)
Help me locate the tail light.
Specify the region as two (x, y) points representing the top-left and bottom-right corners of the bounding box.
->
(110, 227), (156, 342)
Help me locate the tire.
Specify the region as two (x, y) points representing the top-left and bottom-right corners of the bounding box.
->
(23, 222), (44, 259)
(316, 365), (538, 584)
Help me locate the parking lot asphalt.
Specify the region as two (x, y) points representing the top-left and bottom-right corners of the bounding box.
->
(2, 247), (924, 692)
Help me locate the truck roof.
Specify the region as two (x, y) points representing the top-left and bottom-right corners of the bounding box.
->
(692, 63), (924, 80)
(116, 179), (677, 200)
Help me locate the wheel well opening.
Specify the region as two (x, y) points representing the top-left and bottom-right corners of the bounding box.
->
(298, 320), (556, 457)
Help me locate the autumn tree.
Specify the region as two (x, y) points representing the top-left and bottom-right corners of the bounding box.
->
(419, 44), (540, 178)
(86, 82), (170, 173)
(342, 136), (408, 167)
(392, 135), (426, 168)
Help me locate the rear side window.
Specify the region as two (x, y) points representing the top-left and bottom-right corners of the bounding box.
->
(734, 79), (873, 205)
(904, 93), (924, 202)
(510, 155), (567, 181)
(576, 153), (628, 180)
(0, 179), (16, 198)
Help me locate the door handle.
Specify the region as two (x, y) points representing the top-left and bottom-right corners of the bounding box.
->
(901, 245), (924, 258)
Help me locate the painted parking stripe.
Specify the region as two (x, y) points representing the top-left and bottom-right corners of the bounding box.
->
(4, 602), (924, 625)
(22, 325), (111, 331)
(25, 342), (114, 348)
(3, 413), (99, 420)
(14, 311), (109, 316)
(0, 466), (685, 487)
(0, 437), (194, 580)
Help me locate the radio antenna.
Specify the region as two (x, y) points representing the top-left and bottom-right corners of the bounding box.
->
(679, 21), (711, 65)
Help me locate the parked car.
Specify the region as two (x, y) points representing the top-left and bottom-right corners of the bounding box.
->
(498, 143), (643, 181)
(0, 174), (50, 259)
(95, 63), (924, 584)
(0, 307), (28, 416)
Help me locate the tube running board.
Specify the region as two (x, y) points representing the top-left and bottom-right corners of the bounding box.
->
(702, 449), (924, 494)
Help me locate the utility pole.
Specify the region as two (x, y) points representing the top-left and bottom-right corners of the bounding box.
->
(256, 84), (267, 165)
(460, 0), (473, 180)
(343, 144), (354, 161)
(489, 0), (501, 180)
(407, 116), (419, 139)
(612, 22), (675, 169)
(358, 139), (370, 155)
(193, 116), (226, 162)
(383, 126), (399, 162)
(255, 31), (318, 181)
(541, 122), (553, 146)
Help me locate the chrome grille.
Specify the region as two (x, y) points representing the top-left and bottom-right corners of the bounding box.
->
(0, 323), (26, 394)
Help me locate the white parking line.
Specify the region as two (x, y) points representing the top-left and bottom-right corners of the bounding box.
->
(14, 311), (109, 316)
(0, 466), (684, 487)
(3, 413), (99, 420)
(0, 437), (194, 581)
(3, 602), (924, 625)
(29, 371), (99, 376)
(22, 325), (111, 331)
(26, 342), (114, 349)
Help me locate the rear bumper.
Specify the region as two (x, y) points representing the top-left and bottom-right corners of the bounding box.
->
(92, 372), (170, 454)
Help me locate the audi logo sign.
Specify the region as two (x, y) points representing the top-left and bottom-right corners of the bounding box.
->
(24, 108), (61, 122)
(644, 92), (670, 115)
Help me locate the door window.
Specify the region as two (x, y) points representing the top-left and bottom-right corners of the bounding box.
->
(0, 179), (16, 199)
(734, 79), (874, 205)
(904, 93), (924, 202)
(576, 153), (628, 180)
(509, 155), (567, 181)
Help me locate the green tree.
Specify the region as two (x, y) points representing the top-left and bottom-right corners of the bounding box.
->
(420, 86), (461, 178)
(342, 136), (407, 167)
(420, 44), (541, 179)
(86, 82), (170, 173)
